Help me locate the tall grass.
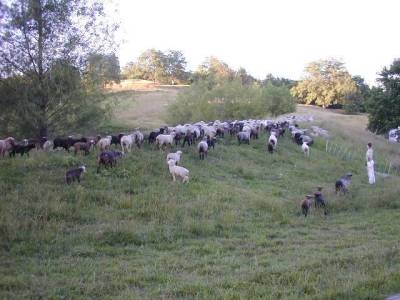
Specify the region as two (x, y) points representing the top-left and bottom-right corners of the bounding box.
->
(1, 125), (400, 298)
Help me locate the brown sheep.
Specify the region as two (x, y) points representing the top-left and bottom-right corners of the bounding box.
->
(73, 140), (94, 155)
(301, 195), (313, 217)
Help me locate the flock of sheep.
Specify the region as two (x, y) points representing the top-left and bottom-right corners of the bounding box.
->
(1, 114), (352, 217)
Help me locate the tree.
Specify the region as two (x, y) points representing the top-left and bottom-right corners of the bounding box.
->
(85, 53), (121, 87)
(0, 0), (117, 137)
(366, 59), (400, 134)
(235, 67), (256, 85)
(195, 56), (235, 83)
(135, 49), (168, 83)
(165, 50), (188, 84)
(344, 75), (370, 113)
(291, 59), (357, 108)
(262, 73), (296, 88)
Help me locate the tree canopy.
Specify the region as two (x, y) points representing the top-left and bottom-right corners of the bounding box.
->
(85, 53), (121, 87)
(0, 0), (118, 137)
(366, 58), (400, 134)
(291, 59), (357, 108)
(121, 49), (189, 84)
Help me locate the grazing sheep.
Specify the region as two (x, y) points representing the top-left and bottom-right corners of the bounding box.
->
(97, 136), (112, 151)
(182, 132), (194, 147)
(237, 131), (250, 145)
(167, 159), (189, 183)
(198, 140), (208, 160)
(250, 127), (259, 139)
(111, 134), (124, 147)
(0, 137), (15, 157)
(73, 140), (94, 155)
(155, 132), (176, 150)
(133, 130), (144, 148)
(301, 195), (313, 217)
(9, 143), (36, 157)
(53, 137), (87, 152)
(267, 140), (275, 154)
(42, 140), (54, 151)
(120, 134), (134, 153)
(97, 150), (123, 173)
(65, 166), (86, 184)
(335, 173), (353, 194)
(314, 187), (327, 215)
(166, 150), (183, 165)
(206, 135), (216, 149)
(301, 142), (310, 157)
(174, 132), (184, 146)
(268, 133), (278, 149)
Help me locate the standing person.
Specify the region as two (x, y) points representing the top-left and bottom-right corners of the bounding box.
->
(366, 142), (373, 162)
(367, 157), (376, 184)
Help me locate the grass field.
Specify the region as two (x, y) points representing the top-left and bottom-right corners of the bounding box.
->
(1, 87), (400, 299)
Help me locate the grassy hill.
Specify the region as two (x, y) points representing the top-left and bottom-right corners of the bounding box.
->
(1, 87), (400, 299)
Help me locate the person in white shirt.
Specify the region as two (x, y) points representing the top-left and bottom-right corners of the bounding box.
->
(367, 157), (375, 184)
(366, 142), (373, 162)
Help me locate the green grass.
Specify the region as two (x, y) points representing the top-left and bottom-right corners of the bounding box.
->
(1, 126), (400, 298)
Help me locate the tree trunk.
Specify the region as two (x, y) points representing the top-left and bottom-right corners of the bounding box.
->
(39, 126), (48, 138)
(36, 0), (48, 138)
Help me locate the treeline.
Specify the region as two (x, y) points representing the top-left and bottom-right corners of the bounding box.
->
(164, 56), (296, 123)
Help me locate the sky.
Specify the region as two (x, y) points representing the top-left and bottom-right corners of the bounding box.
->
(109, 0), (400, 85)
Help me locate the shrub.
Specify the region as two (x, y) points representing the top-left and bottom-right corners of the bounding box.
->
(166, 79), (295, 123)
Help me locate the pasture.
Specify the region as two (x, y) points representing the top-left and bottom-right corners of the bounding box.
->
(1, 87), (400, 299)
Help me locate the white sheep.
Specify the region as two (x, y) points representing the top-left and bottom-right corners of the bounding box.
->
(42, 140), (54, 151)
(166, 150), (183, 165)
(133, 130), (144, 148)
(167, 159), (189, 183)
(0, 137), (15, 157)
(120, 134), (134, 153)
(97, 136), (112, 151)
(301, 142), (310, 157)
(197, 140), (208, 160)
(268, 133), (278, 149)
(156, 132), (176, 149)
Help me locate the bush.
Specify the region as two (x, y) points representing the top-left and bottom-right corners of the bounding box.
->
(166, 79), (295, 124)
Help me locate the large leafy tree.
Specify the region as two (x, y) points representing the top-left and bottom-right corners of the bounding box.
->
(0, 0), (118, 137)
(344, 75), (370, 113)
(165, 50), (188, 84)
(194, 56), (235, 83)
(367, 59), (400, 134)
(291, 59), (357, 108)
(85, 53), (121, 87)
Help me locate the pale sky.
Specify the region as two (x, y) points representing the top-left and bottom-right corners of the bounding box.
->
(109, 0), (399, 86)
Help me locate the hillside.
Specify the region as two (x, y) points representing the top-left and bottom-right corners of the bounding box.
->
(1, 88), (400, 298)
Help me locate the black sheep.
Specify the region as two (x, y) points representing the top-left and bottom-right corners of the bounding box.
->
(206, 136), (216, 149)
(182, 132), (194, 147)
(9, 143), (36, 157)
(97, 150), (123, 173)
(65, 166), (86, 184)
(111, 133), (124, 147)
